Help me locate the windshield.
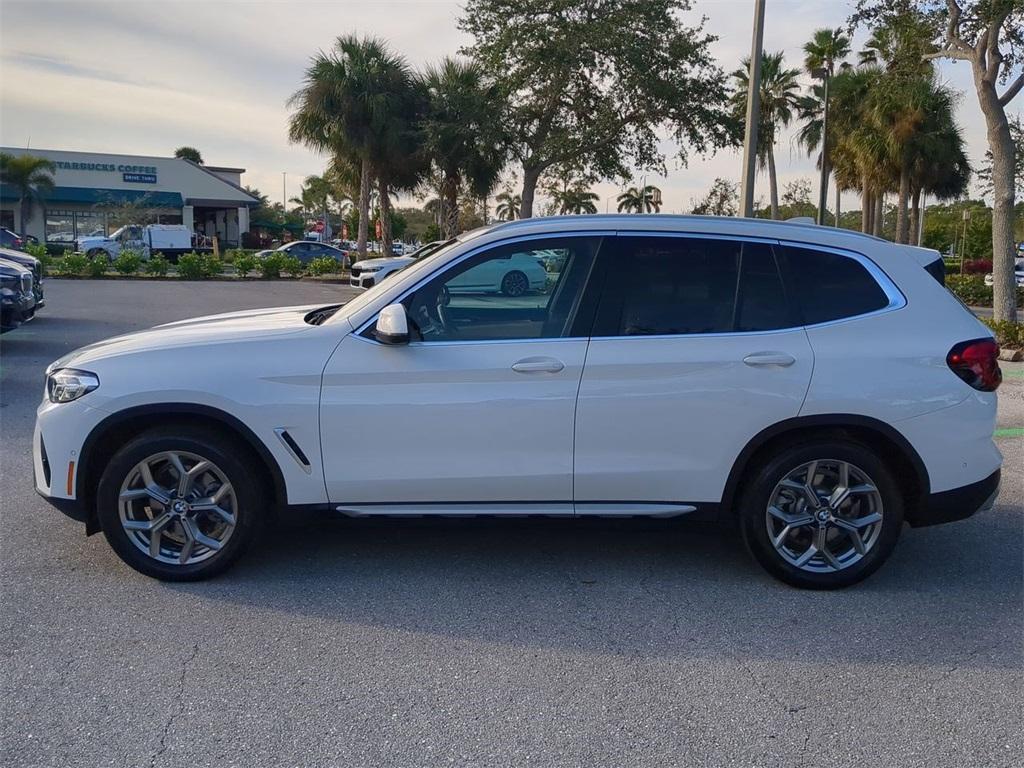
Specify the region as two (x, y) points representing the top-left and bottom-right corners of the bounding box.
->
(325, 238), (462, 324)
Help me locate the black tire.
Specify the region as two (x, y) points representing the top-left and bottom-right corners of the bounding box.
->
(738, 439), (904, 589)
(87, 248), (109, 261)
(96, 426), (265, 581)
(500, 270), (528, 297)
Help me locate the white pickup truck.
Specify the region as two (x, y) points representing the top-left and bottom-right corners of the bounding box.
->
(77, 224), (200, 261)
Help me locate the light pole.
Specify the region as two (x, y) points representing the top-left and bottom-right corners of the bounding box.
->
(739, 0), (766, 218)
(812, 65), (832, 226)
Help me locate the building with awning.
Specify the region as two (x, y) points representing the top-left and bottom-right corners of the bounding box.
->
(0, 147), (259, 248)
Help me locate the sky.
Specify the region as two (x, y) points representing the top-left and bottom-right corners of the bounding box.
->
(0, 0), (1016, 216)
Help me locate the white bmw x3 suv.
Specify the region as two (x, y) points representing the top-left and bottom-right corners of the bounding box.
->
(34, 215), (1002, 588)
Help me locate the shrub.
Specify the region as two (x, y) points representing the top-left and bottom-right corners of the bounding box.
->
(113, 249), (142, 275)
(233, 251), (258, 277)
(201, 254), (223, 278)
(259, 252), (284, 279)
(983, 319), (1023, 349)
(176, 251), (205, 279)
(176, 251), (222, 279)
(307, 256), (339, 276)
(145, 252), (170, 276)
(25, 243), (48, 260)
(280, 254), (304, 277)
(963, 259), (993, 275)
(946, 275), (991, 306)
(85, 255), (108, 278)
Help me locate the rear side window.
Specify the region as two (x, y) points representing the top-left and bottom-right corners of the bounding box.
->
(780, 245), (891, 325)
(594, 236), (794, 336)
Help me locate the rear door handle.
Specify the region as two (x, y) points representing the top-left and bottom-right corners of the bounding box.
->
(512, 357), (565, 373)
(743, 352), (796, 367)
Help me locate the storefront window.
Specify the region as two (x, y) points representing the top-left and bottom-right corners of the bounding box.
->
(74, 211), (108, 239)
(46, 210), (76, 245)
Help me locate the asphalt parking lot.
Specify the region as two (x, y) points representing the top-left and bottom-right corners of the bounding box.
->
(2, 279), (1022, 768)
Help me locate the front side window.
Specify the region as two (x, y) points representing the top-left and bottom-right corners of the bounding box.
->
(779, 245), (891, 325)
(594, 236), (793, 336)
(393, 236), (602, 342)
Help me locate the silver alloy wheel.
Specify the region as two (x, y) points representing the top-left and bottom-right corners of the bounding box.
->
(118, 450), (237, 566)
(502, 271), (528, 297)
(765, 459), (883, 573)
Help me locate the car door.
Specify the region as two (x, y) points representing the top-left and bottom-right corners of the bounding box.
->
(319, 235), (605, 513)
(573, 234), (814, 513)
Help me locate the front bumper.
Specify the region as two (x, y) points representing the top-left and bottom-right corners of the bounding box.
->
(349, 272), (377, 289)
(907, 468), (1001, 527)
(1, 293), (36, 329)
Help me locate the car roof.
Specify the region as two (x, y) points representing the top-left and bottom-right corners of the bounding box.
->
(464, 214), (892, 253)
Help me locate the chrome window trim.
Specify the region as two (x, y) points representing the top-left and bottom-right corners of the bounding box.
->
(353, 230), (907, 344)
(353, 230), (615, 342)
(776, 239), (907, 329)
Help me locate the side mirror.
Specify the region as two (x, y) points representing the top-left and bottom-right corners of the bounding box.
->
(374, 303), (409, 345)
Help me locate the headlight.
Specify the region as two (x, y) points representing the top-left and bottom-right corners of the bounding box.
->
(46, 369), (99, 403)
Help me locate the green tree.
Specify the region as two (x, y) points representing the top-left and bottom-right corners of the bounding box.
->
(460, 0), (734, 219)
(173, 146), (203, 164)
(799, 28), (852, 222)
(494, 190), (521, 221)
(555, 186), (599, 215)
(730, 52), (802, 219)
(421, 58), (507, 237)
(690, 177), (739, 217)
(0, 153), (56, 236)
(288, 35), (416, 260)
(616, 185), (662, 213)
(852, 0), (1022, 321)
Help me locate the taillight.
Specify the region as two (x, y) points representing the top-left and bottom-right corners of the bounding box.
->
(947, 338), (1002, 391)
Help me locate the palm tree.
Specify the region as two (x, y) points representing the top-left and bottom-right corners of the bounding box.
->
(557, 186), (599, 214)
(421, 58), (506, 238)
(800, 28), (851, 223)
(288, 35), (415, 260)
(173, 146), (203, 164)
(616, 185), (662, 213)
(731, 52), (801, 219)
(495, 190), (521, 221)
(0, 153), (56, 236)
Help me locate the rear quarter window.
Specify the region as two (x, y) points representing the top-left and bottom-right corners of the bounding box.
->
(780, 245), (891, 325)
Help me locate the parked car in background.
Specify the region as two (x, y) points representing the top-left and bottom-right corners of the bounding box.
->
(77, 224), (197, 261)
(983, 258), (1024, 287)
(349, 240), (449, 289)
(265, 240), (347, 265)
(0, 257), (35, 332)
(0, 247), (44, 308)
(1, 227), (27, 250)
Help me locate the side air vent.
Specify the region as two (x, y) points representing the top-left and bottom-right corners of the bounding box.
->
(274, 428), (312, 473)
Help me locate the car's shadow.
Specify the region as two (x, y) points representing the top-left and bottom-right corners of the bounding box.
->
(159, 509), (1023, 669)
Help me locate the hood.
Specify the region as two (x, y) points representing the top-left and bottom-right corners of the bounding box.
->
(354, 256), (413, 269)
(51, 304), (331, 369)
(0, 258), (31, 276)
(77, 235), (112, 245)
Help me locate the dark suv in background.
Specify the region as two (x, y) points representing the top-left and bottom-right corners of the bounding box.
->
(0, 247), (44, 308)
(0, 256), (36, 332)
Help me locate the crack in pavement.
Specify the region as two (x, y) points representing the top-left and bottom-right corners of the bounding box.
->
(149, 642), (199, 768)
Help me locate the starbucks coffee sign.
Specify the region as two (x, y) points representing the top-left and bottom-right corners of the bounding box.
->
(53, 160), (158, 183)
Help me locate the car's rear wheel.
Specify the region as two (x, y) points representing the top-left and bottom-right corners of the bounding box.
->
(501, 270), (528, 297)
(96, 426), (264, 581)
(738, 440), (903, 589)
(87, 248), (109, 261)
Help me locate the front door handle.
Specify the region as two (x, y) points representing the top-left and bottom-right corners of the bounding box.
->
(743, 352), (796, 367)
(512, 357), (565, 373)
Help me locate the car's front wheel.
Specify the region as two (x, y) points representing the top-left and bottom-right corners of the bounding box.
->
(739, 440), (904, 589)
(96, 426), (264, 581)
